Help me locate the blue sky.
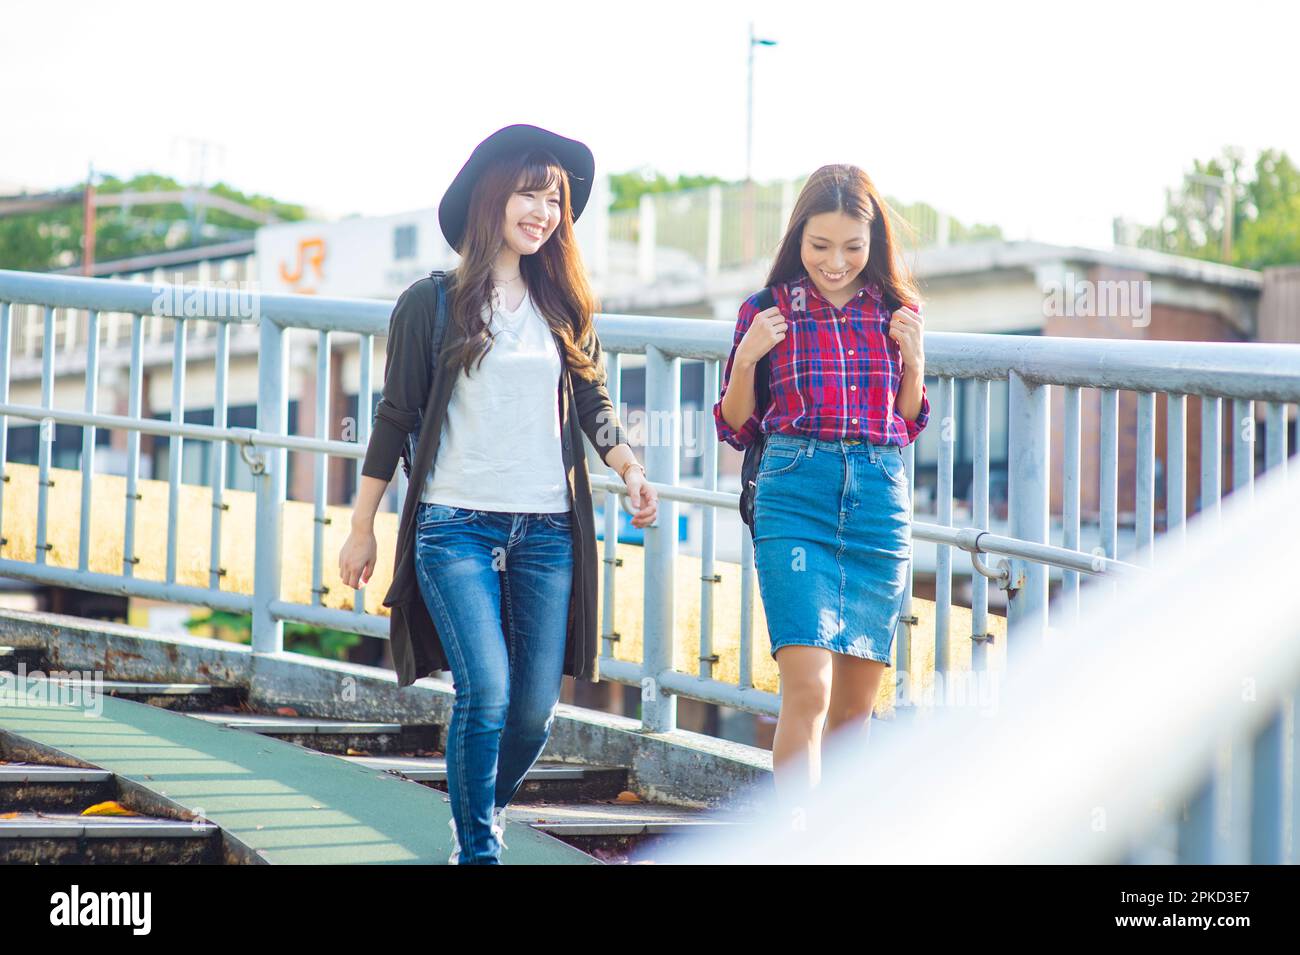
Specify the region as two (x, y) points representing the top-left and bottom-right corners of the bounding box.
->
(2, 0), (1296, 248)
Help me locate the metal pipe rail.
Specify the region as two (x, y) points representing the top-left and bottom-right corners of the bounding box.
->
(1, 268), (1296, 739)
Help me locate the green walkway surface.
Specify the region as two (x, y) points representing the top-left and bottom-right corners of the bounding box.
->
(0, 686), (596, 864)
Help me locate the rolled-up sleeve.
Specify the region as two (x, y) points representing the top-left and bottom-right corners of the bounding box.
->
(899, 301), (929, 445)
(572, 324), (628, 466)
(360, 281), (434, 482)
(713, 295), (763, 450)
(903, 382), (930, 444)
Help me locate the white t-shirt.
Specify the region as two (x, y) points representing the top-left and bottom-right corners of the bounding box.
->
(420, 288), (571, 512)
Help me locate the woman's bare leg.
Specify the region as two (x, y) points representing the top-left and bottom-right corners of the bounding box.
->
(825, 655), (888, 750)
(771, 645), (833, 802)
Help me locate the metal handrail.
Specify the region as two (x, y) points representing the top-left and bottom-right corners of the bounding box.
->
(1, 268), (1295, 742)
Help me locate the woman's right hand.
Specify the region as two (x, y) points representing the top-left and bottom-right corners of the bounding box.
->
(735, 305), (787, 368)
(339, 528), (378, 590)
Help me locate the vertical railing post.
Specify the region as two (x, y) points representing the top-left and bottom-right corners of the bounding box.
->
(600, 350), (623, 660)
(77, 309), (100, 572)
(0, 303), (11, 550)
(352, 333), (373, 614)
(699, 359), (720, 680)
(1006, 370), (1050, 652)
(252, 318), (288, 654)
(971, 379), (992, 670)
(641, 344), (678, 733)
(35, 307), (55, 566)
(934, 376), (955, 676)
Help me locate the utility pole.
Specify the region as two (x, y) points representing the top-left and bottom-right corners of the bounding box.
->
(82, 163), (95, 276)
(1186, 171), (1235, 263)
(172, 136), (226, 243)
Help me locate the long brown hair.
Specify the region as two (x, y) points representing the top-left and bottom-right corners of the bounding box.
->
(765, 164), (921, 311)
(443, 149), (602, 381)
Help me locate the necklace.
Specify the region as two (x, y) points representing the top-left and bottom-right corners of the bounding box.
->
(492, 272), (523, 285)
(489, 284), (528, 325)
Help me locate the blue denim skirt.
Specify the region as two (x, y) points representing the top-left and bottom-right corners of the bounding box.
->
(753, 432), (912, 665)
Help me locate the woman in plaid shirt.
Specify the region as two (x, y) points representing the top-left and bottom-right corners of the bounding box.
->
(714, 164), (929, 804)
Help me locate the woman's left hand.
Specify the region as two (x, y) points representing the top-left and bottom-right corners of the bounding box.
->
(624, 469), (659, 528)
(889, 305), (925, 372)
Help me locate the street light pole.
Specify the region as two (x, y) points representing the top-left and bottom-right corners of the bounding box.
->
(745, 22), (777, 183)
(746, 22), (754, 184)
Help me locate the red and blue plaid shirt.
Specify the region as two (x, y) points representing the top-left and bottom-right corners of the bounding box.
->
(713, 272), (930, 450)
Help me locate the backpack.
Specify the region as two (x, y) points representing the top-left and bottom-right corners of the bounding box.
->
(737, 286), (778, 541)
(398, 269), (453, 481)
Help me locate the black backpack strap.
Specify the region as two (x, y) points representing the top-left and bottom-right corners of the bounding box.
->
(738, 285), (778, 536)
(428, 269), (453, 367)
(751, 286), (777, 415)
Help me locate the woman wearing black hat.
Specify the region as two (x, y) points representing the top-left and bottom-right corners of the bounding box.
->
(340, 125), (657, 864)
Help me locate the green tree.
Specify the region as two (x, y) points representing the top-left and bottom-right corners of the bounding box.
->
(1235, 149), (1300, 267)
(1138, 147), (1300, 269)
(608, 168), (727, 211)
(0, 173), (308, 272)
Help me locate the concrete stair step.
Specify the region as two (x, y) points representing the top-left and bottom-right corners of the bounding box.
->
(0, 761), (117, 813)
(183, 710), (438, 755)
(25, 678), (213, 694)
(503, 800), (754, 836)
(5, 674), (239, 710)
(0, 763), (114, 783)
(1, 691), (593, 864)
(0, 811), (221, 863)
(342, 754), (630, 802)
(499, 800), (756, 864)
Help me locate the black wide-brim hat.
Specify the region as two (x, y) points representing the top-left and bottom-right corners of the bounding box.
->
(438, 124), (596, 252)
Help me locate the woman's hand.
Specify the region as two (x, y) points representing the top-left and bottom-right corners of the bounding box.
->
(623, 467), (659, 529)
(735, 305), (786, 368)
(889, 305), (925, 373)
(338, 527), (378, 590)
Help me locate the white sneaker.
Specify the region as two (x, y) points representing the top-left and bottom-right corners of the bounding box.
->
(448, 809), (506, 864)
(492, 806), (508, 851)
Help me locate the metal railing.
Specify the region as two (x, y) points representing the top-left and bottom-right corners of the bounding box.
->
(5, 259), (258, 361)
(2, 269), (1299, 743)
(661, 460), (1300, 864)
(591, 320), (1300, 731)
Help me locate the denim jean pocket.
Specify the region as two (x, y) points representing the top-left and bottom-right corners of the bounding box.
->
(873, 449), (909, 487)
(417, 501), (477, 529)
(540, 510), (572, 530)
(758, 442), (804, 479)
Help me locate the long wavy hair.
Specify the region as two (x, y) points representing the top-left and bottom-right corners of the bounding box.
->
(765, 164), (921, 311)
(443, 149), (602, 382)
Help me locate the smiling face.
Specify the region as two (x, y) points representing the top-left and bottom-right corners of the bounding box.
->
(801, 210), (871, 300)
(501, 169), (563, 256)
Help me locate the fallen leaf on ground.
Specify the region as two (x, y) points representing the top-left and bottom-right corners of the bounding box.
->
(81, 801), (140, 816)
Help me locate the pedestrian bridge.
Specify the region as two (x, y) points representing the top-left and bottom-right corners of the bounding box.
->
(0, 268), (1297, 864)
